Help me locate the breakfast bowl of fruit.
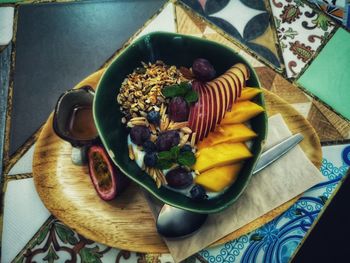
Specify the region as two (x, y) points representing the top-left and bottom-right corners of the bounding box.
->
(93, 32), (267, 213)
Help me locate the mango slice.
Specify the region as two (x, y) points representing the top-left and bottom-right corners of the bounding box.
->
(198, 124), (256, 150)
(195, 163), (242, 192)
(194, 142), (252, 172)
(221, 101), (264, 124)
(238, 87), (262, 101)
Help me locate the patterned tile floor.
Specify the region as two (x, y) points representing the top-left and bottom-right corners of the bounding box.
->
(1, 0), (350, 262)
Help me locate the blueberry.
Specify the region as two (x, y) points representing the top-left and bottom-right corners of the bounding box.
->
(143, 140), (156, 153)
(180, 144), (192, 153)
(144, 152), (158, 167)
(147, 110), (161, 125)
(130, 126), (150, 145)
(190, 185), (207, 200)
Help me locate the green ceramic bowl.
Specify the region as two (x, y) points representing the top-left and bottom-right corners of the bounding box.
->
(93, 32), (267, 213)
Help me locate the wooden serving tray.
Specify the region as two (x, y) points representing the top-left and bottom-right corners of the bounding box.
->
(33, 70), (322, 253)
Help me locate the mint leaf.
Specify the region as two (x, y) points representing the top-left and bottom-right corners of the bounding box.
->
(170, 146), (180, 159)
(184, 89), (198, 104)
(156, 159), (173, 170)
(177, 151), (196, 167)
(162, 82), (190, 98)
(158, 151), (173, 160)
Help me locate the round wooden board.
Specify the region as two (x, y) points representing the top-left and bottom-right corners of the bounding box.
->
(33, 70), (322, 253)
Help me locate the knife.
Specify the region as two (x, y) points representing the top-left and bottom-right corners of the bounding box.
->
(253, 133), (304, 175)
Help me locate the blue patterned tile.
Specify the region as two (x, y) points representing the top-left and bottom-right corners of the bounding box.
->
(180, 0), (284, 70)
(199, 144), (350, 263)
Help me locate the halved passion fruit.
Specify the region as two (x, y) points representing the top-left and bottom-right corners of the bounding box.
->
(88, 145), (129, 200)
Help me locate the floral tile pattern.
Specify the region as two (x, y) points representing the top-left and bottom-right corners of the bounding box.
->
(199, 144), (350, 263)
(179, 0), (284, 70)
(306, 0), (349, 26)
(269, 0), (337, 78)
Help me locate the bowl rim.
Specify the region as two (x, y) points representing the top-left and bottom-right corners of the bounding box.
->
(93, 31), (267, 213)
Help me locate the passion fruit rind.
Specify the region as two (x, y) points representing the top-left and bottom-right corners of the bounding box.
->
(88, 145), (130, 201)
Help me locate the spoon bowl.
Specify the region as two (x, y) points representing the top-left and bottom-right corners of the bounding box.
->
(156, 204), (208, 239)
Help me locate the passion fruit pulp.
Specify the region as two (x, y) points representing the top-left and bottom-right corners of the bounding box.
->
(88, 145), (129, 200)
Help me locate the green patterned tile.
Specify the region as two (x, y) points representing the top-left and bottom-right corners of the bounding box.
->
(297, 28), (350, 120)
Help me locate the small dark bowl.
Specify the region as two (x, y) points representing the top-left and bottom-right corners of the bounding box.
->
(53, 86), (98, 147)
(93, 32), (267, 213)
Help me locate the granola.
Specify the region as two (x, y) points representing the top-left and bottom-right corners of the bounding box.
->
(117, 60), (186, 119)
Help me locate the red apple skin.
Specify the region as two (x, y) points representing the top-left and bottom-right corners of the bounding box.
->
(205, 83), (218, 132)
(195, 85), (203, 142)
(216, 75), (234, 112)
(226, 71), (241, 100)
(188, 81), (200, 136)
(189, 63), (249, 141)
(200, 83), (210, 139)
(214, 78), (229, 121)
(206, 81), (224, 126)
(192, 81), (205, 143)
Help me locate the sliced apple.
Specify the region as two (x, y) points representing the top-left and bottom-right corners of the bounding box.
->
(201, 84), (211, 139)
(226, 71), (242, 98)
(196, 85), (206, 142)
(228, 67), (245, 88)
(206, 81), (225, 126)
(188, 81), (201, 141)
(233, 63), (250, 80)
(202, 85), (213, 137)
(213, 78), (229, 121)
(218, 74), (235, 109)
(205, 83), (218, 132)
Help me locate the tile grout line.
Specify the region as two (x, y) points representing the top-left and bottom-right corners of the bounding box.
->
(11, 215), (55, 263)
(290, 22), (339, 82)
(264, 0), (287, 77)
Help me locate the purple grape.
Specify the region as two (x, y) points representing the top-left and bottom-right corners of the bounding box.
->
(130, 125), (150, 145)
(156, 130), (180, 151)
(192, 58), (216, 81)
(168, 97), (189, 122)
(166, 167), (193, 188)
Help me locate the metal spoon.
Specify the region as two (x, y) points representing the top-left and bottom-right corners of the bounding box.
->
(155, 133), (304, 239)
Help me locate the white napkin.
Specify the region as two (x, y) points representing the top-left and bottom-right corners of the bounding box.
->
(163, 114), (325, 262)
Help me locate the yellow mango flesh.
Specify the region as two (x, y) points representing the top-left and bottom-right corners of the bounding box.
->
(194, 142), (252, 172)
(195, 163), (242, 192)
(198, 124), (256, 150)
(221, 101), (264, 124)
(238, 87), (262, 101)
